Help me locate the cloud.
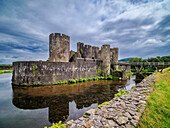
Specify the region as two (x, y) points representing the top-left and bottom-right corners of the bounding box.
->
(0, 0), (169, 63)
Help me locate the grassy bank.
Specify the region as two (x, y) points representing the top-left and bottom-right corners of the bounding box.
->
(138, 67), (170, 128)
(52, 75), (120, 85)
(0, 70), (13, 74)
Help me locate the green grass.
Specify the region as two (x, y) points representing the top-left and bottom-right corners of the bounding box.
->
(114, 90), (128, 98)
(126, 71), (133, 79)
(98, 102), (110, 108)
(52, 75), (120, 85)
(0, 70), (13, 74)
(138, 67), (170, 128)
(44, 121), (66, 128)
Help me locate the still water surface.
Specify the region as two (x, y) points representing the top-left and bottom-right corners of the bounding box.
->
(0, 73), (136, 128)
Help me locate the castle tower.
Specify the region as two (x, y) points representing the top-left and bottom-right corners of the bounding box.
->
(92, 46), (99, 59)
(101, 45), (110, 75)
(49, 33), (70, 62)
(77, 42), (84, 57)
(110, 48), (119, 70)
(83, 45), (92, 58)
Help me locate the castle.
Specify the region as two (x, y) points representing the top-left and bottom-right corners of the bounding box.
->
(12, 33), (119, 86)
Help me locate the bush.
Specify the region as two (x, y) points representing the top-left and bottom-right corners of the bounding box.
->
(0, 70), (13, 74)
(78, 78), (83, 82)
(68, 79), (76, 83)
(114, 90), (128, 98)
(44, 121), (66, 128)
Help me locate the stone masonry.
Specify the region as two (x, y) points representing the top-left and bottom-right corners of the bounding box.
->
(12, 33), (119, 85)
(49, 33), (70, 62)
(101, 45), (111, 75)
(66, 74), (156, 128)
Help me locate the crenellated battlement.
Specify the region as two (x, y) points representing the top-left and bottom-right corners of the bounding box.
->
(50, 33), (70, 41)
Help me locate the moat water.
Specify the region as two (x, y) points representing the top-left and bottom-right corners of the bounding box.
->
(0, 73), (136, 128)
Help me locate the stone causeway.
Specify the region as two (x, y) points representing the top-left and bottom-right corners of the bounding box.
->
(66, 74), (156, 128)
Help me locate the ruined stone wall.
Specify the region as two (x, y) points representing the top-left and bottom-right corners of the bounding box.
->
(110, 48), (119, 70)
(92, 46), (99, 59)
(77, 42), (99, 59)
(49, 33), (70, 62)
(77, 42), (84, 58)
(101, 45), (110, 75)
(69, 50), (75, 60)
(12, 59), (101, 86)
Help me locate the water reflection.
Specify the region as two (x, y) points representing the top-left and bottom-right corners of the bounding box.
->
(12, 77), (135, 124)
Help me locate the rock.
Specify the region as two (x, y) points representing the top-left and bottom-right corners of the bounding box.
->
(127, 110), (135, 116)
(84, 120), (94, 128)
(117, 116), (128, 125)
(123, 112), (132, 119)
(125, 123), (135, 128)
(107, 119), (118, 127)
(85, 109), (95, 116)
(130, 119), (138, 127)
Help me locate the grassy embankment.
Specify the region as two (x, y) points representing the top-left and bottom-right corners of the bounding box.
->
(0, 70), (13, 74)
(138, 67), (170, 128)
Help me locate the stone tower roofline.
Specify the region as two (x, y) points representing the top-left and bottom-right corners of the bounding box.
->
(102, 44), (110, 49)
(84, 45), (92, 48)
(110, 48), (118, 50)
(77, 42), (84, 45)
(49, 33), (70, 40)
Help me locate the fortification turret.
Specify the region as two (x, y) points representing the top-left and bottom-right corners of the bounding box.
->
(101, 45), (110, 75)
(77, 42), (84, 57)
(49, 33), (70, 62)
(92, 46), (99, 59)
(110, 48), (119, 70)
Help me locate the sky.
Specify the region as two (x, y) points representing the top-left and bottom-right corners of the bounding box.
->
(0, 0), (170, 64)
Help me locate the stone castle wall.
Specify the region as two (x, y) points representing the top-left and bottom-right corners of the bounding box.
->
(12, 33), (121, 86)
(12, 59), (101, 86)
(101, 45), (111, 75)
(49, 33), (70, 62)
(77, 42), (100, 59)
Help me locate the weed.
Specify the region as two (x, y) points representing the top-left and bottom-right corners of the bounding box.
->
(98, 102), (110, 108)
(137, 109), (141, 113)
(68, 79), (76, 83)
(44, 121), (66, 128)
(0, 70), (13, 74)
(114, 90), (128, 98)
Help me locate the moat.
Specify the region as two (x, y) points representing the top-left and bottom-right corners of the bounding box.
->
(0, 73), (136, 128)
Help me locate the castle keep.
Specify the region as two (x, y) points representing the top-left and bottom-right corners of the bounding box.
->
(12, 33), (119, 86)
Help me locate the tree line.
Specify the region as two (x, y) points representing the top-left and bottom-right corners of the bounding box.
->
(129, 56), (170, 62)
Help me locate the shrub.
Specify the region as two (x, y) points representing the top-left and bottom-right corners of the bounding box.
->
(44, 121), (66, 128)
(68, 79), (76, 83)
(78, 78), (83, 82)
(114, 90), (128, 98)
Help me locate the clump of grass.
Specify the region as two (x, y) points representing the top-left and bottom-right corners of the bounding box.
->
(52, 74), (120, 86)
(68, 79), (76, 83)
(33, 65), (38, 76)
(126, 71), (133, 79)
(98, 102), (110, 108)
(114, 90), (128, 98)
(78, 78), (83, 82)
(0, 70), (13, 74)
(137, 109), (141, 113)
(131, 85), (135, 89)
(33, 83), (43, 86)
(138, 67), (170, 128)
(44, 121), (66, 128)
